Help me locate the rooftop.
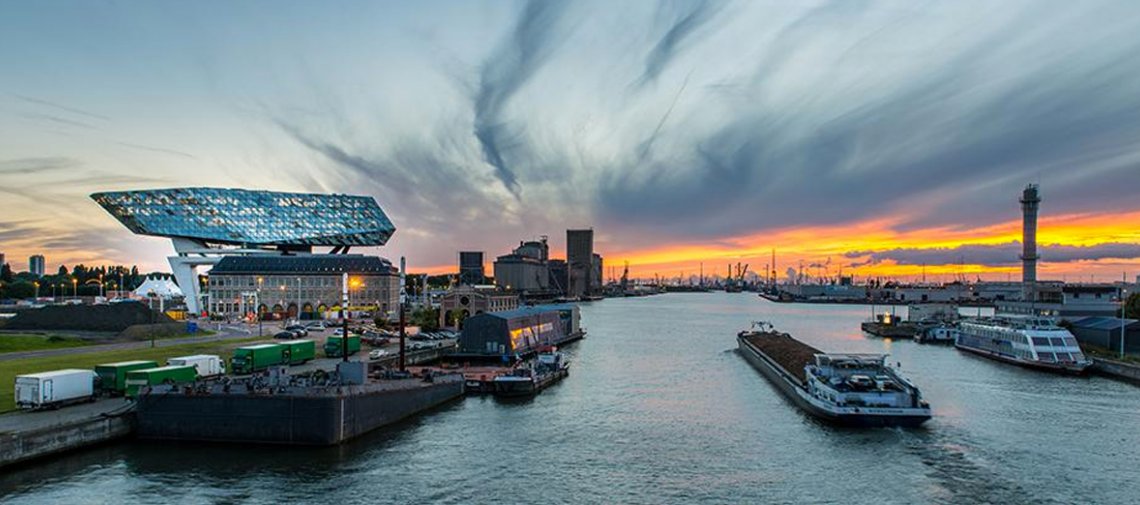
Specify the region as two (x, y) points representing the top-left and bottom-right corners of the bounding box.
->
(209, 255), (395, 275)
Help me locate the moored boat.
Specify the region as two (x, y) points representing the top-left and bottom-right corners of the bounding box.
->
(737, 323), (931, 427)
(954, 316), (1091, 374)
(492, 347), (570, 397)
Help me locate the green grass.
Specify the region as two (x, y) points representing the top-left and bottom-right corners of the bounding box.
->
(0, 334), (91, 354)
(0, 336), (266, 413)
(1081, 343), (1140, 364)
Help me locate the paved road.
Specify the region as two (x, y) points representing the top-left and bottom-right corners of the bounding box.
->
(0, 397), (134, 434)
(0, 324), (263, 362)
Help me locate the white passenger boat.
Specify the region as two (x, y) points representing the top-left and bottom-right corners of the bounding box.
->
(954, 316), (1091, 374)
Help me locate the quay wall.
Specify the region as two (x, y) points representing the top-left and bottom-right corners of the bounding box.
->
(0, 413), (134, 469)
(1092, 358), (1140, 385)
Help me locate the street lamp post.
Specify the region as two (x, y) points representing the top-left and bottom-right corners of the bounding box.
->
(257, 277), (263, 337)
(297, 277), (302, 321)
(1122, 282), (1128, 360)
(72, 278), (77, 300)
(33, 281), (39, 299)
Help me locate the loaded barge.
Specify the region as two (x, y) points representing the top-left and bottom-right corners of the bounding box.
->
(737, 322), (931, 427)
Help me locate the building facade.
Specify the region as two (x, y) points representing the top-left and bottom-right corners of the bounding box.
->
(92, 187), (397, 314)
(438, 285), (519, 330)
(28, 255), (45, 277)
(205, 255), (398, 320)
(493, 238), (552, 295)
(567, 229), (594, 297)
(458, 251), (485, 285)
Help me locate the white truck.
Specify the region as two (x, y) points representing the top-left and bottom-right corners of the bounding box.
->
(15, 369), (97, 410)
(166, 354), (225, 378)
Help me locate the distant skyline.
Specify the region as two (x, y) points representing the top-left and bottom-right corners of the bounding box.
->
(2, 1), (1139, 282)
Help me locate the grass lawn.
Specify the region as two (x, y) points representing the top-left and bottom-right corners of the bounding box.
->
(0, 334), (91, 354)
(0, 336), (266, 413)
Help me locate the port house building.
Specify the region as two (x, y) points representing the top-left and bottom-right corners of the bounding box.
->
(92, 187), (398, 317)
(206, 255), (399, 320)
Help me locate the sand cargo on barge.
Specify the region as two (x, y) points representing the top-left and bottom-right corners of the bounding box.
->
(737, 322), (931, 427)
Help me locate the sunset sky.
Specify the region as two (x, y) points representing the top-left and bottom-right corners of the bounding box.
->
(2, 1), (1139, 283)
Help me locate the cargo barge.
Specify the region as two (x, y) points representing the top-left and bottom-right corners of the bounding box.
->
(134, 372), (464, 445)
(737, 322), (931, 427)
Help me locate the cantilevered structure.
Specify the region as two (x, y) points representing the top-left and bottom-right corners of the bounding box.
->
(92, 187), (396, 315)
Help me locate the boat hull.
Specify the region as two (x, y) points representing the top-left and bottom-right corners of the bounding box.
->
(738, 337), (930, 427)
(954, 343), (1091, 375)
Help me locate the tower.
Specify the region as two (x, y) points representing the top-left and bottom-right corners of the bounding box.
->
(1020, 184), (1041, 302)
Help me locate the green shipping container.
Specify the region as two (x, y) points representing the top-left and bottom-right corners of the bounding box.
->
(231, 344), (287, 374)
(125, 365), (197, 398)
(281, 339), (315, 365)
(324, 335), (361, 358)
(94, 360), (159, 395)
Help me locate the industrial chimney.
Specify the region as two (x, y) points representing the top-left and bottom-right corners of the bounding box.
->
(1020, 184), (1041, 302)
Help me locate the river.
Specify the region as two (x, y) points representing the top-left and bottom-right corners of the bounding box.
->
(3, 293), (1138, 504)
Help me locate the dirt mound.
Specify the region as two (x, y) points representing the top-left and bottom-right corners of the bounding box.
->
(5, 302), (174, 332)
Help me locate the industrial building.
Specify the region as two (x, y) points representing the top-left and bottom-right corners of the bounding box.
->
(996, 284), (1120, 318)
(458, 251), (485, 285)
(493, 238), (551, 295)
(567, 229), (604, 298)
(92, 187), (397, 316)
(1067, 317), (1140, 354)
(457, 305), (581, 357)
(206, 255), (398, 320)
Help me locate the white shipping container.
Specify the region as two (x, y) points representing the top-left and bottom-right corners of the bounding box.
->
(15, 369), (96, 409)
(166, 354), (225, 378)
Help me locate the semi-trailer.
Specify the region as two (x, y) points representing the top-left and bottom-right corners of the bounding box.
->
(324, 335), (361, 358)
(230, 344), (287, 374)
(167, 355), (225, 378)
(94, 360), (159, 395)
(125, 365), (198, 398)
(280, 340), (316, 365)
(15, 369), (98, 410)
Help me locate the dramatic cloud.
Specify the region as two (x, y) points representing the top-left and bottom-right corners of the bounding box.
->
(3, 0), (1140, 274)
(846, 242), (1140, 267)
(473, 0), (569, 198)
(637, 0), (723, 87)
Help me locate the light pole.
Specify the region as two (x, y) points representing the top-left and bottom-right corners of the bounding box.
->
(257, 277), (263, 337)
(72, 278), (77, 300)
(297, 276), (302, 321)
(33, 281), (39, 299)
(1122, 282), (1128, 360)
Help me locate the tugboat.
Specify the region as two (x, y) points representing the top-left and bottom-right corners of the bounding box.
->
(492, 347), (570, 397)
(916, 323), (957, 344)
(737, 322), (931, 427)
(955, 316), (1091, 374)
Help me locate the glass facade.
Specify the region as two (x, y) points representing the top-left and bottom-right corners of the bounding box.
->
(91, 187), (395, 246)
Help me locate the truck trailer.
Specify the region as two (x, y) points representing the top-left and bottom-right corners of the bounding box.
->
(15, 369), (97, 410)
(324, 335), (361, 358)
(125, 365), (198, 398)
(167, 355), (225, 378)
(231, 344), (287, 374)
(280, 340), (316, 365)
(94, 360), (159, 395)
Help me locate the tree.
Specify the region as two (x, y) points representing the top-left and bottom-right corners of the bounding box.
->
(0, 263), (12, 283)
(409, 307), (440, 331)
(1126, 292), (1140, 319)
(6, 281), (36, 299)
(58, 265), (69, 277)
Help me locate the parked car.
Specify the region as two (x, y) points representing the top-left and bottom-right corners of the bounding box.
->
(306, 321), (327, 331)
(273, 331), (295, 340)
(284, 325), (308, 337)
(369, 349), (389, 360)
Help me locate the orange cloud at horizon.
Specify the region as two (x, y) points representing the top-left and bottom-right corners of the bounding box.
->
(603, 210), (1140, 282)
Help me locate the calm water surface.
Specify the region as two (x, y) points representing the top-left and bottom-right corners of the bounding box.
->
(3, 293), (1138, 504)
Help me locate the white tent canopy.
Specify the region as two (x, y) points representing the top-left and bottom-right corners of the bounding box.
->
(132, 276), (184, 299)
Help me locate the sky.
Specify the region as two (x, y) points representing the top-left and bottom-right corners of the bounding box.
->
(2, 0), (1140, 283)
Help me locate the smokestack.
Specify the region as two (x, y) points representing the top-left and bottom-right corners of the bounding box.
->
(1020, 184), (1041, 302)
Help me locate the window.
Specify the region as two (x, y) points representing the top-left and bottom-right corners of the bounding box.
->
(1032, 337), (1050, 347)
